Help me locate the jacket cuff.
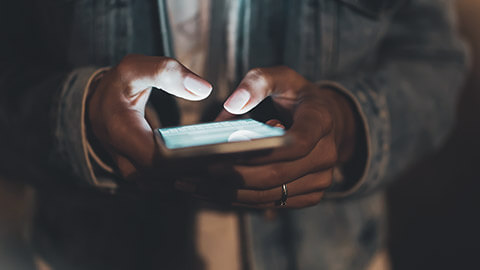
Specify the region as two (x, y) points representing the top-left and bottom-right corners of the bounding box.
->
(56, 67), (117, 190)
(316, 80), (391, 199)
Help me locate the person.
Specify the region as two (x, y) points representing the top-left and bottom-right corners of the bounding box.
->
(0, 0), (467, 269)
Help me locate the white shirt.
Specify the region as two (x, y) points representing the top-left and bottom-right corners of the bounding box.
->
(167, 1), (241, 270)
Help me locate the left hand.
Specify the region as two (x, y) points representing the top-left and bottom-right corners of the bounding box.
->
(176, 66), (358, 208)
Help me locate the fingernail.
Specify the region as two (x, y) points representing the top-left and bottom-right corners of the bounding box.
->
(224, 89), (250, 114)
(174, 181), (196, 193)
(275, 123), (285, 129)
(183, 76), (212, 96)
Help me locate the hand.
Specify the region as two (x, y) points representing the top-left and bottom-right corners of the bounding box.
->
(177, 66), (357, 208)
(87, 54), (212, 183)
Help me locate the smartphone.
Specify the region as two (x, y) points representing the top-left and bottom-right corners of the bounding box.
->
(155, 118), (289, 158)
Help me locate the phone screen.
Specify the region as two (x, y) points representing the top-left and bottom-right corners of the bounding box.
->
(158, 119), (285, 149)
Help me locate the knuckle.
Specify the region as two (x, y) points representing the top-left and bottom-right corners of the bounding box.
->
(154, 58), (185, 87)
(160, 57), (182, 71)
(313, 172), (333, 190)
(117, 54), (138, 70)
(246, 68), (265, 78)
(115, 54), (142, 80)
(245, 68), (270, 88)
(324, 173), (334, 188)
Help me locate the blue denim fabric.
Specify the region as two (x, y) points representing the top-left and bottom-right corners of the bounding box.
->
(55, 67), (99, 186)
(236, 1), (467, 268)
(0, 0), (467, 269)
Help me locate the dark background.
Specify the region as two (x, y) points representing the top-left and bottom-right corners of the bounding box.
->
(387, 0), (480, 269)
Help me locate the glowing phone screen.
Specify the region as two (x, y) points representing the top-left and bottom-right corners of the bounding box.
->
(158, 119), (285, 149)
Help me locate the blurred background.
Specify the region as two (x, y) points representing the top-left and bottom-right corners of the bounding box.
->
(1, 0), (479, 269)
(387, 0), (480, 269)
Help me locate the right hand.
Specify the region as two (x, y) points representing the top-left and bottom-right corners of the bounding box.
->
(87, 54), (212, 183)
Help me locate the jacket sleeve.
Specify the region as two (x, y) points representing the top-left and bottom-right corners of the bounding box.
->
(323, 0), (468, 199)
(0, 1), (106, 189)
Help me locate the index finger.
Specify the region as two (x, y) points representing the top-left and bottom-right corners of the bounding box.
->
(117, 54), (213, 101)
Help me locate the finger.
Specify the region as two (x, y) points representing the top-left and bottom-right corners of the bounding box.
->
(231, 191), (325, 209)
(207, 137), (337, 190)
(265, 119), (285, 129)
(232, 170), (332, 204)
(223, 66), (308, 115)
(245, 95), (335, 164)
(117, 54), (212, 101)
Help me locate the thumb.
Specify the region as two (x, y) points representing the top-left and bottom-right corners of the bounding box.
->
(223, 68), (270, 115)
(223, 66), (308, 115)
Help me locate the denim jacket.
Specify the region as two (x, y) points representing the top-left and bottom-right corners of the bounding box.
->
(0, 0), (467, 269)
